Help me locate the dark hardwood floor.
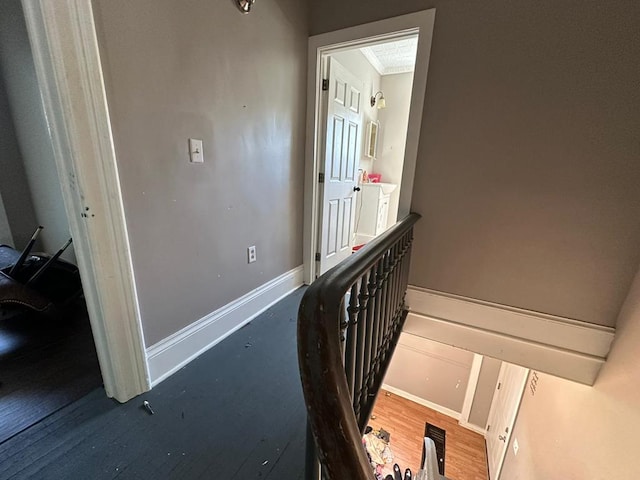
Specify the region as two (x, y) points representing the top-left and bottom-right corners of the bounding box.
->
(0, 300), (102, 445)
(0, 287), (307, 480)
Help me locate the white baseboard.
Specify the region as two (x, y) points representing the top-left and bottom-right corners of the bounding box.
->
(381, 384), (461, 421)
(458, 419), (487, 436)
(147, 265), (304, 386)
(405, 286), (615, 385)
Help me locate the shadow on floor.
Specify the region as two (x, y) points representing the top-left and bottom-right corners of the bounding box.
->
(0, 299), (102, 445)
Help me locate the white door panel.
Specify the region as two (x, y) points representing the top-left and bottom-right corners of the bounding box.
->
(486, 362), (529, 480)
(318, 57), (363, 274)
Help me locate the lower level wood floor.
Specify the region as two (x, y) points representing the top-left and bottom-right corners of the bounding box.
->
(369, 390), (488, 480)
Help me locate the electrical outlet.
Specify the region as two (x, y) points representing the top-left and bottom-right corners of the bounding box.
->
(247, 246), (257, 263)
(513, 438), (519, 456)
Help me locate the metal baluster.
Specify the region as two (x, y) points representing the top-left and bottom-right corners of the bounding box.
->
(392, 239), (404, 330)
(361, 264), (378, 419)
(344, 282), (359, 400)
(382, 246), (393, 354)
(353, 273), (369, 417)
(368, 259), (384, 397)
(385, 243), (399, 355)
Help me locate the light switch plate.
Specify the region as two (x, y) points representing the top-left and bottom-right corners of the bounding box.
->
(189, 138), (204, 163)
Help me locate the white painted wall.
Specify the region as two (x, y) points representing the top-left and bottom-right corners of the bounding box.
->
(376, 72), (413, 226)
(500, 267), (640, 479)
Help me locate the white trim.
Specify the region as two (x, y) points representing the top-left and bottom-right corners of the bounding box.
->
(460, 354), (483, 424)
(404, 287), (613, 384)
(147, 266), (304, 386)
(458, 419), (487, 437)
(406, 287), (615, 357)
(382, 384), (461, 421)
(303, 10), (436, 284)
(404, 310), (604, 385)
(22, 0), (149, 402)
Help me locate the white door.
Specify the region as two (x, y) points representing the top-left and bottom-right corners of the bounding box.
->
(317, 57), (364, 275)
(486, 362), (529, 480)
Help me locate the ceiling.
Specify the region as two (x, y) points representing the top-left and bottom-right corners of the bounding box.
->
(360, 36), (418, 76)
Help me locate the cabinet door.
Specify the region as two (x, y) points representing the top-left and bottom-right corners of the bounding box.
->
(375, 195), (390, 235)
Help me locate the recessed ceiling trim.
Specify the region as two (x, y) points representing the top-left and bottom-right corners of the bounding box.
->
(360, 48), (385, 75)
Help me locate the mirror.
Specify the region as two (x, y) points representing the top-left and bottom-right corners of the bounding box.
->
(365, 121), (379, 159)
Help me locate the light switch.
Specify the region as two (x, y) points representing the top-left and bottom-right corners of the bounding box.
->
(189, 138), (204, 164)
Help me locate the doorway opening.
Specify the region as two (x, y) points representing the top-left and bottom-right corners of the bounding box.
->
(302, 10), (436, 283)
(0, 0), (101, 444)
(368, 330), (529, 480)
(326, 36), (418, 277)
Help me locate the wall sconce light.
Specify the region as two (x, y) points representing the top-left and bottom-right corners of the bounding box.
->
(370, 91), (386, 109)
(236, 0), (256, 14)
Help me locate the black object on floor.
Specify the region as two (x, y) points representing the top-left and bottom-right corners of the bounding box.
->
(0, 299), (102, 445)
(394, 463), (402, 480)
(423, 423), (446, 476)
(0, 242), (82, 316)
(0, 287), (308, 480)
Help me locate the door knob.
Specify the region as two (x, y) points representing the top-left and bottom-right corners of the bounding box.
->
(498, 435), (507, 442)
(353, 186), (361, 192)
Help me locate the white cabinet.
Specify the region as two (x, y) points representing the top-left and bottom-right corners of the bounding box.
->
(355, 183), (397, 243)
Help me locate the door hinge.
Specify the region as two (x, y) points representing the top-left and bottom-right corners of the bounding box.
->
(315, 253), (321, 262)
(497, 382), (502, 390)
(318, 172), (325, 183)
(322, 79), (329, 91)
(487, 424), (491, 432)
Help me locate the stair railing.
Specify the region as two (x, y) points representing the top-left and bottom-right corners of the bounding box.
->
(298, 213), (420, 480)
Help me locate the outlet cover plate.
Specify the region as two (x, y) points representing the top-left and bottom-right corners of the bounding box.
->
(248, 246), (257, 263)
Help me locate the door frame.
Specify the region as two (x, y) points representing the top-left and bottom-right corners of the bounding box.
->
(303, 10), (436, 284)
(21, 0), (149, 402)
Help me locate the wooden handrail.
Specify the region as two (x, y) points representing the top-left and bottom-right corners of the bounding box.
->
(298, 213), (420, 480)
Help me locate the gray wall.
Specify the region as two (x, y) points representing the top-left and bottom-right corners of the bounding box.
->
(310, 0), (640, 327)
(0, 69), (36, 247)
(384, 333), (474, 413)
(92, 0), (308, 345)
(468, 356), (501, 428)
(501, 267), (640, 478)
(0, 0), (74, 259)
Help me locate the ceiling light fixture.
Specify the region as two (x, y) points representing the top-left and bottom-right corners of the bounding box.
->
(370, 91), (386, 109)
(236, 0), (256, 14)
